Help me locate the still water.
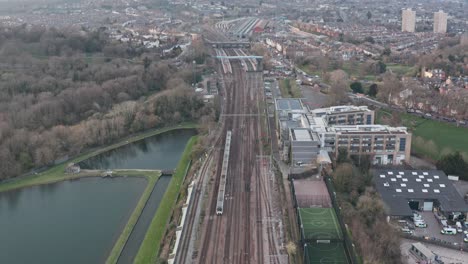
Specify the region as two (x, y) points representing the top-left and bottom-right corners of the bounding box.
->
(0, 177), (147, 264)
(0, 128), (196, 264)
(79, 129), (196, 170)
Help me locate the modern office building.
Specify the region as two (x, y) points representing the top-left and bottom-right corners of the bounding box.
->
(289, 128), (321, 166)
(402, 9), (416, 32)
(433, 10), (447, 34)
(311, 105), (375, 126)
(274, 102), (411, 166)
(318, 125), (412, 165)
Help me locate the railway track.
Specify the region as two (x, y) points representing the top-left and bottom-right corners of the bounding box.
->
(195, 43), (286, 264)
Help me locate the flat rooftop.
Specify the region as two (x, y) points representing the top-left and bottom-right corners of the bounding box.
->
(311, 105), (371, 116)
(275, 98), (304, 111)
(329, 125), (408, 135)
(291, 128), (319, 142)
(373, 170), (468, 216)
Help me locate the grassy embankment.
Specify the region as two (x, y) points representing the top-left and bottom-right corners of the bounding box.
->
(376, 109), (468, 161)
(133, 136), (198, 264)
(279, 78), (302, 98)
(0, 123), (197, 193)
(104, 170), (160, 264)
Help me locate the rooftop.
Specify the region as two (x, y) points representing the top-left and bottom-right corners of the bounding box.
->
(328, 125), (409, 135)
(373, 170), (468, 216)
(291, 128), (320, 142)
(311, 105), (372, 116)
(275, 98), (304, 111)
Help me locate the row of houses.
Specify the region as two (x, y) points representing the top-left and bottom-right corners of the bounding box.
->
(275, 100), (412, 168)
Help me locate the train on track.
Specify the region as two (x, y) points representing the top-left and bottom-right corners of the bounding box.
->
(216, 130), (232, 215)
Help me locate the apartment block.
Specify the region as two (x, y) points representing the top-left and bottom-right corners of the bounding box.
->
(433, 10), (447, 34)
(317, 125), (412, 165)
(402, 9), (416, 33)
(311, 105), (375, 126)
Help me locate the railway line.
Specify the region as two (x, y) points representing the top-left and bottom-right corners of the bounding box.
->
(194, 47), (286, 264)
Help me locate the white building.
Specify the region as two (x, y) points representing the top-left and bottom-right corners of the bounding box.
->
(402, 9), (416, 33)
(433, 10), (447, 34)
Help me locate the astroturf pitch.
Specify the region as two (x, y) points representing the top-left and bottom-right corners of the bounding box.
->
(305, 242), (349, 264)
(299, 208), (343, 241)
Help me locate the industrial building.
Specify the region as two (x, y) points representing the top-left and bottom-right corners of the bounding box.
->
(433, 10), (447, 34)
(402, 9), (416, 33)
(374, 170), (468, 218)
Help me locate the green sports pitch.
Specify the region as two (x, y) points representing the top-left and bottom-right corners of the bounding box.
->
(305, 242), (348, 264)
(299, 208), (343, 241)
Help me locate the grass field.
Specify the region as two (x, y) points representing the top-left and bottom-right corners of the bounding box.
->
(299, 208), (343, 241)
(133, 135), (198, 264)
(377, 109), (468, 160)
(386, 63), (417, 76)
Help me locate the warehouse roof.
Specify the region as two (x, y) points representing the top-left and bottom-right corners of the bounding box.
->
(373, 170), (468, 216)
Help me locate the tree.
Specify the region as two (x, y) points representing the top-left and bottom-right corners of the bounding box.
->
(366, 11), (372, 20)
(436, 152), (468, 180)
(381, 48), (391, 56)
(327, 70), (349, 104)
(368, 83), (378, 97)
(337, 147), (349, 163)
(376, 61), (386, 73)
(364, 36), (374, 44)
(350, 82), (364, 94)
(378, 72), (402, 103)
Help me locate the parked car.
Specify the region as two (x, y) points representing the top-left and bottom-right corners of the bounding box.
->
(414, 221), (427, 228)
(456, 222), (463, 233)
(401, 228), (413, 235)
(464, 234), (468, 243)
(441, 227), (457, 235)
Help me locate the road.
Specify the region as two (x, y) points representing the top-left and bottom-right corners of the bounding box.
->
(194, 53), (286, 264)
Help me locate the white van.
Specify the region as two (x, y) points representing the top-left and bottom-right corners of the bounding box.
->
(456, 222), (463, 233)
(441, 227), (457, 235)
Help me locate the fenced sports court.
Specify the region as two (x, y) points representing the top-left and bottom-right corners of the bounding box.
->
(298, 208), (343, 241)
(304, 241), (348, 264)
(299, 208), (349, 264)
(293, 179), (332, 208)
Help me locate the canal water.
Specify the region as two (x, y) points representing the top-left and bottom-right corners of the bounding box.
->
(0, 177), (147, 264)
(0, 128), (196, 264)
(79, 129), (196, 170)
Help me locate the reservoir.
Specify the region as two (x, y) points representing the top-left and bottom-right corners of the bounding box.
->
(0, 177), (147, 264)
(0, 128), (196, 264)
(79, 128), (196, 170)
